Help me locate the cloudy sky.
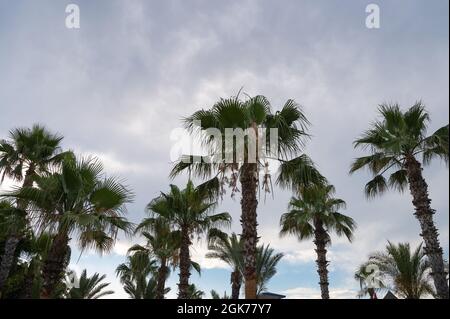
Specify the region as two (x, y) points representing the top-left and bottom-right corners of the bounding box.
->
(0, 0), (448, 299)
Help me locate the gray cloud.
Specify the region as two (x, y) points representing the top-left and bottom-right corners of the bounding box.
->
(0, 0), (448, 298)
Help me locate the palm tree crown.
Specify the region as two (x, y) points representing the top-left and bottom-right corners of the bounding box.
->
(67, 269), (114, 299)
(350, 103), (448, 197)
(0, 124), (67, 184)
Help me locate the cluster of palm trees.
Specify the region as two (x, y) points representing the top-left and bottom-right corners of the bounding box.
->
(0, 96), (448, 299)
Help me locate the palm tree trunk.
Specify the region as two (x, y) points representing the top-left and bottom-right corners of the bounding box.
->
(314, 219), (330, 299)
(231, 268), (242, 299)
(22, 268), (35, 299)
(178, 226), (191, 299)
(368, 288), (377, 300)
(404, 155), (449, 299)
(41, 232), (69, 298)
(156, 257), (168, 299)
(240, 162), (258, 299)
(0, 236), (20, 296)
(0, 166), (35, 295)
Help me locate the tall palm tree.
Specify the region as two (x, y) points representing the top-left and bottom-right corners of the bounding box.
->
(147, 181), (231, 299)
(131, 218), (181, 299)
(350, 103), (449, 298)
(170, 95), (325, 298)
(254, 245), (283, 295)
(66, 269), (114, 299)
(116, 251), (159, 299)
(0, 125), (68, 292)
(358, 242), (434, 299)
(280, 184), (356, 299)
(5, 156), (133, 297)
(206, 231), (243, 299)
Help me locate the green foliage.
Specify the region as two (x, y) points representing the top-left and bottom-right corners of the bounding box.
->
(350, 103), (449, 197)
(66, 269), (114, 299)
(280, 184), (356, 244)
(357, 242), (435, 299)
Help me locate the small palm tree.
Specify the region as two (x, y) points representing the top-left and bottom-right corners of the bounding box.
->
(19, 232), (54, 299)
(0, 125), (68, 292)
(280, 184), (356, 299)
(354, 263), (386, 299)
(350, 103), (449, 298)
(210, 289), (230, 299)
(358, 242), (434, 299)
(116, 251), (159, 299)
(206, 231), (243, 299)
(66, 269), (114, 299)
(170, 95), (325, 298)
(254, 245), (283, 295)
(147, 181), (231, 299)
(131, 218), (181, 299)
(187, 284), (204, 299)
(5, 156), (133, 297)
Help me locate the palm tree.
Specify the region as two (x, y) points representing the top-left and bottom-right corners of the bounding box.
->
(354, 263), (385, 299)
(5, 156), (133, 297)
(210, 290), (230, 299)
(350, 103), (449, 298)
(254, 245), (283, 295)
(131, 218), (181, 299)
(116, 251), (159, 299)
(358, 242), (434, 299)
(170, 95), (325, 298)
(0, 125), (68, 292)
(66, 269), (114, 299)
(280, 184), (356, 299)
(206, 231), (243, 299)
(19, 232), (54, 299)
(187, 284), (204, 299)
(147, 181), (231, 299)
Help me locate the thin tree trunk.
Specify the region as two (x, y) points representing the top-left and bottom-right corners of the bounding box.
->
(314, 219), (330, 299)
(0, 166), (35, 295)
(41, 232), (69, 298)
(404, 155), (449, 299)
(0, 236), (20, 296)
(240, 162), (258, 299)
(178, 226), (191, 299)
(231, 268), (242, 299)
(156, 257), (168, 299)
(368, 288), (377, 300)
(22, 268), (35, 299)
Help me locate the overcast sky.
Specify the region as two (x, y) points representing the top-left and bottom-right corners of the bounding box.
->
(0, 0), (448, 299)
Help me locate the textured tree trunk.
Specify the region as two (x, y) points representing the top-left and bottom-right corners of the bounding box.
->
(0, 236), (20, 295)
(231, 268), (242, 299)
(368, 288), (377, 300)
(314, 219), (330, 299)
(0, 166), (35, 295)
(178, 226), (191, 299)
(41, 232), (69, 298)
(240, 162), (258, 299)
(22, 268), (36, 299)
(404, 155), (449, 299)
(156, 257), (168, 299)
